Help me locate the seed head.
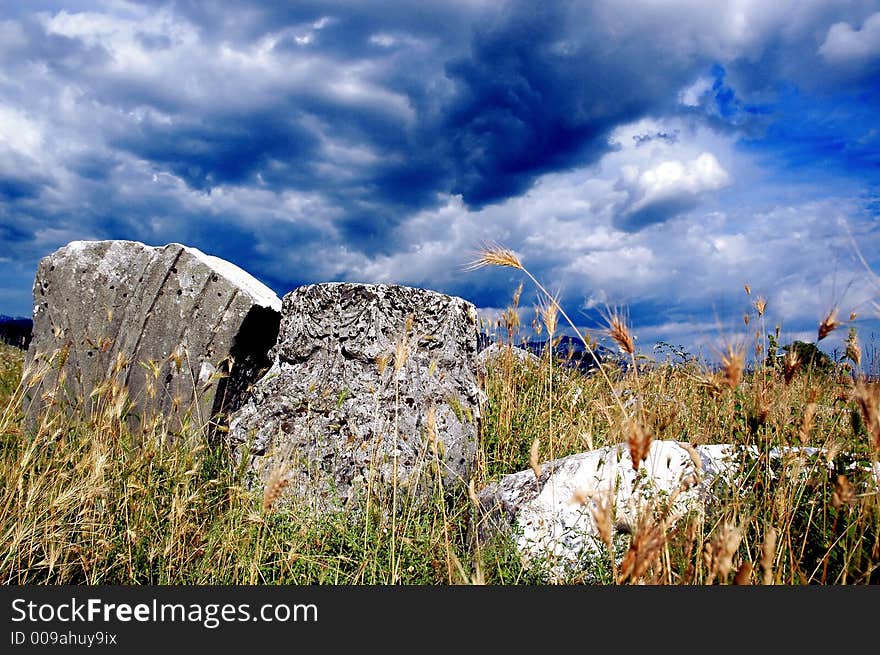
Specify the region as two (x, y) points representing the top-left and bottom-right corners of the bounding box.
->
(168, 345), (186, 373)
(540, 297), (559, 336)
(262, 466), (290, 512)
(720, 344), (745, 390)
(845, 327), (861, 367)
(426, 406), (438, 457)
(467, 478), (480, 506)
(800, 398), (817, 444)
(761, 527), (777, 585)
(734, 562), (753, 585)
(818, 308), (842, 341)
(569, 488), (590, 505)
(590, 491), (614, 553)
(831, 474), (855, 509)
(707, 522), (743, 584)
(529, 437), (542, 479)
(853, 381), (880, 450)
(393, 339), (409, 373)
(627, 421), (652, 471)
(681, 442), (704, 487)
(618, 520), (666, 583)
(754, 297), (766, 317)
(466, 243), (524, 271)
(783, 349), (801, 384)
(607, 311), (635, 356)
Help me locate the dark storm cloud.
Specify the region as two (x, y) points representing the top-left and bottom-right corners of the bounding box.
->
(0, 176), (47, 202)
(0, 221), (31, 243)
(7, 0), (880, 222)
(9, 1), (711, 223)
(0, 149), (55, 202)
(14, 2), (468, 250)
(614, 196), (700, 233)
(442, 2), (701, 207)
(68, 152), (119, 181)
(112, 111), (320, 190)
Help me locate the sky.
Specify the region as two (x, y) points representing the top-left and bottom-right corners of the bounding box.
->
(1, 0), (879, 365)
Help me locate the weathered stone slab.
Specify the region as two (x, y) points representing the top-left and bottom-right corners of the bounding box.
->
(228, 282), (482, 511)
(24, 240), (281, 434)
(476, 440), (880, 579)
(476, 441), (729, 573)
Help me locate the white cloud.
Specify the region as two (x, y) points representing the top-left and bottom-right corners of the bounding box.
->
(324, 71), (415, 121)
(40, 10), (127, 44)
(0, 104), (43, 159)
(323, 116), (878, 355)
(291, 15), (333, 46)
(678, 76), (713, 107)
(337, 117), (741, 303)
(624, 153), (730, 211)
(591, 0), (842, 63)
(818, 11), (880, 62)
(35, 6), (415, 120)
(40, 8), (196, 75)
(370, 33), (396, 47)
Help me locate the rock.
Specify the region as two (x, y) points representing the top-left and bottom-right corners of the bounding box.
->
(476, 342), (541, 375)
(476, 441), (732, 575)
(23, 240), (281, 434)
(228, 282), (482, 511)
(475, 441), (880, 579)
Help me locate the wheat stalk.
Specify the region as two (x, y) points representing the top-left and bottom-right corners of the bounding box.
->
(528, 437), (542, 480)
(262, 465), (290, 512)
(467, 242), (626, 413)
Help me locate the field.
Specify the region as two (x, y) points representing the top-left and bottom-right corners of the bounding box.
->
(1, 259), (879, 584)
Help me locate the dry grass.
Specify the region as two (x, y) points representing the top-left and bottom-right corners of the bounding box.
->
(605, 309), (635, 357)
(2, 239), (879, 585)
(473, 243), (880, 585)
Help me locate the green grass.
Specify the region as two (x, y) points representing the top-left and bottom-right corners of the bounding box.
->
(0, 343), (23, 408)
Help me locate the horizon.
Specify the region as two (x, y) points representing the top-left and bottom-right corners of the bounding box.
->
(1, 2), (879, 362)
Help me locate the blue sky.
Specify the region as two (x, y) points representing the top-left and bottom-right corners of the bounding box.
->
(1, 1), (879, 364)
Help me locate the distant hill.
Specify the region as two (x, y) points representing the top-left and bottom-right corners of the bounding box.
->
(522, 335), (621, 373)
(0, 315), (32, 349)
(479, 333), (621, 373)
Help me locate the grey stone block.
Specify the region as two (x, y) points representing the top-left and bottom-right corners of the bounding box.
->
(23, 240), (281, 434)
(229, 282), (482, 511)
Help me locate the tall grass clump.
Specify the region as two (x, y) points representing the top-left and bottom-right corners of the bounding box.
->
(470, 244), (879, 584)
(1, 340), (524, 585)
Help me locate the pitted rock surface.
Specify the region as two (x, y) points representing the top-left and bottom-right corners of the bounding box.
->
(24, 240), (281, 433)
(476, 441), (880, 579)
(228, 282), (482, 510)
